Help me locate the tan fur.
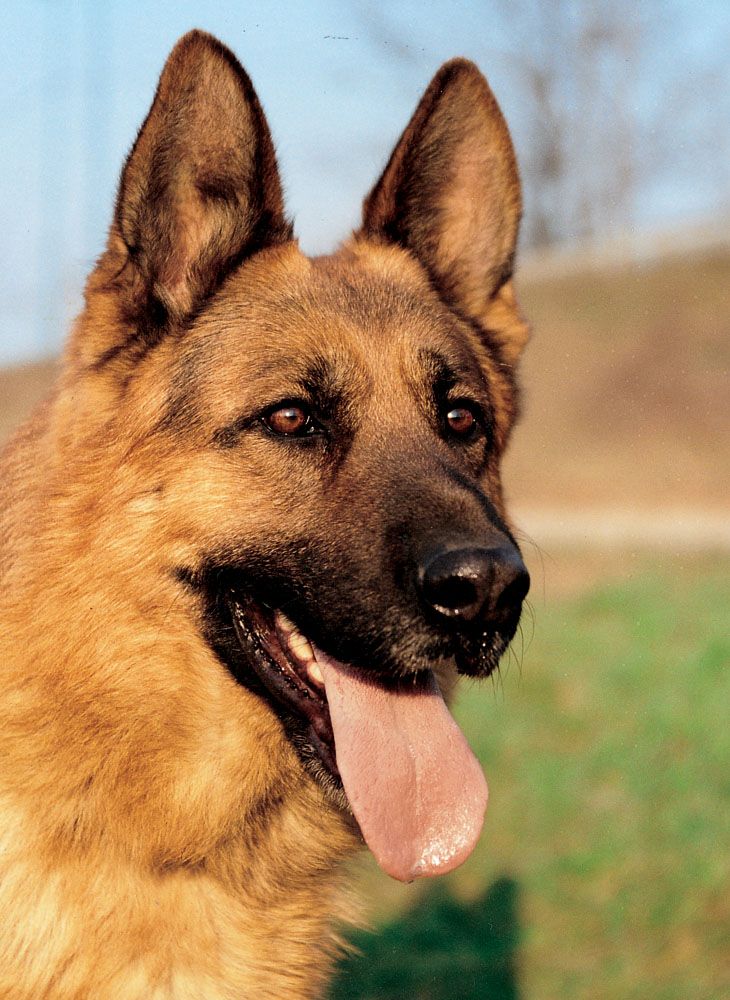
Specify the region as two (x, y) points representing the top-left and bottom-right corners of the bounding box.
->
(0, 32), (528, 998)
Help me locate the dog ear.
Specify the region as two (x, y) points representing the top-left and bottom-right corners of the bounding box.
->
(361, 60), (525, 362)
(112, 30), (291, 325)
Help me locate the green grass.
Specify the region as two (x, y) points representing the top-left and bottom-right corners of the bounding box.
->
(331, 554), (730, 1000)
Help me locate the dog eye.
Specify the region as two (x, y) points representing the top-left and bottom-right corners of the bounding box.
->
(444, 402), (480, 438)
(263, 403), (317, 437)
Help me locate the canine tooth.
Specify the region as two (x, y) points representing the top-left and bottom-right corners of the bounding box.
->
(307, 661), (325, 688)
(276, 612), (315, 663)
(290, 634), (315, 662)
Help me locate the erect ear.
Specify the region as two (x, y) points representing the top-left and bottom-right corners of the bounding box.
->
(360, 60), (524, 360)
(113, 30), (291, 325)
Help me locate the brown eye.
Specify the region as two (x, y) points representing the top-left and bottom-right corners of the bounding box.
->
(445, 404), (477, 437)
(264, 404), (313, 437)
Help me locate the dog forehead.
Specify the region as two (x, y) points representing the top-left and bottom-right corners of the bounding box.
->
(195, 241), (480, 377)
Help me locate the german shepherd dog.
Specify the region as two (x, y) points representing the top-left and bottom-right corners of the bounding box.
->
(0, 31), (530, 998)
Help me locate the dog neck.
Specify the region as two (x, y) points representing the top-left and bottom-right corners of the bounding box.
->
(0, 427), (359, 997)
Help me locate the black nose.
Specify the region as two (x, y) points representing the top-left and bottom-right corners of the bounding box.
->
(417, 545), (530, 625)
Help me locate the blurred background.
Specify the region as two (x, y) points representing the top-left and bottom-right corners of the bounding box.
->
(1, 2), (728, 997)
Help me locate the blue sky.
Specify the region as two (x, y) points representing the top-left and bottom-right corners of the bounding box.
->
(1, 0), (728, 363)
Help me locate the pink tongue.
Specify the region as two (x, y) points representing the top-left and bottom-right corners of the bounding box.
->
(314, 649), (488, 882)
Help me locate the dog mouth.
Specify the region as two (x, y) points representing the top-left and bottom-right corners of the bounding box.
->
(227, 591), (340, 779)
(222, 587), (489, 883)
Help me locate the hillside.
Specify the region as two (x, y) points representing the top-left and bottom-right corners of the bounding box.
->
(505, 248), (729, 513)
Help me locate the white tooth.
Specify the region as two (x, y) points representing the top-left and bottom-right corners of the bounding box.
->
(275, 612), (325, 689)
(290, 634), (314, 661)
(307, 660), (324, 687)
(276, 611), (295, 635)
(275, 611), (315, 663)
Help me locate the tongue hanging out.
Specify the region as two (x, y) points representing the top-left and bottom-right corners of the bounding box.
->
(313, 647), (488, 882)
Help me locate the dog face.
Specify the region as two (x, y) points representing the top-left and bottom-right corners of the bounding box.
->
(61, 31), (529, 881)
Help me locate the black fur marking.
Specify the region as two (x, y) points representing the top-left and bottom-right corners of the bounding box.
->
(299, 357), (349, 420)
(212, 412), (258, 450)
(435, 460), (516, 543)
(91, 337), (136, 372)
(173, 566), (199, 590)
(406, 258), (520, 390)
(90, 298), (169, 374)
(495, 251), (516, 292)
(419, 348), (492, 412)
(419, 348), (459, 396)
(445, 300), (520, 395)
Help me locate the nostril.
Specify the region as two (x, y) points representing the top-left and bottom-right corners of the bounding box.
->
(418, 548), (493, 622)
(418, 544), (529, 626)
(421, 572), (482, 618)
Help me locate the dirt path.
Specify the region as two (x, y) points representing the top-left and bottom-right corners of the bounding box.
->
(514, 506), (730, 552)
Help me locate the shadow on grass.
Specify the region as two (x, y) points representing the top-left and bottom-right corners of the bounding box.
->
(330, 875), (521, 999)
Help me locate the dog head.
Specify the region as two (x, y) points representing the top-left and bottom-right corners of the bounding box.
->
(62, 31), (530, 880)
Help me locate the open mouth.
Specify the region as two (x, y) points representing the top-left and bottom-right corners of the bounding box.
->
(220, 586), (490, 883)
(226, 591), (340, 780)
